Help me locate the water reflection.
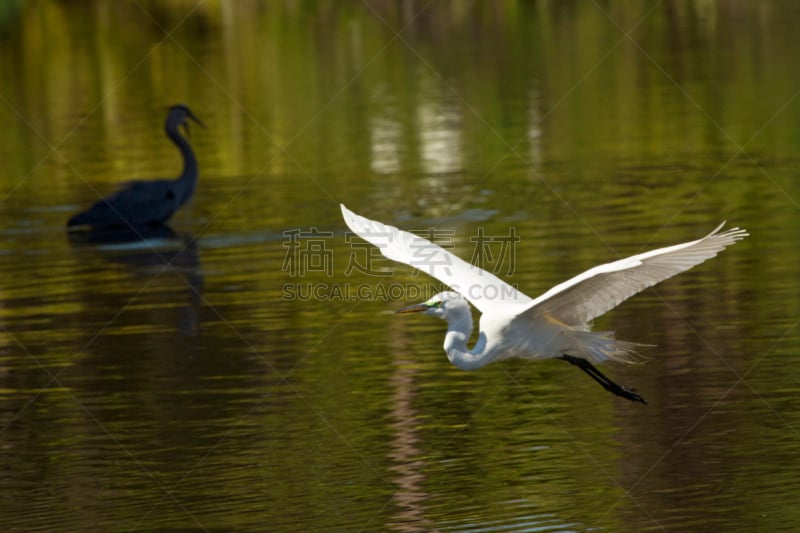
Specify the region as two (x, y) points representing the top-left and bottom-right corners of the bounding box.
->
(1, 0), (799, 531)
(387, 320), (437, 532)
(416, 71), (463, 176)
(67, 225), (203, 337)
(370, 114), (403, 175)
(527, 88), (543, 169)
(66, 223), (179, 247)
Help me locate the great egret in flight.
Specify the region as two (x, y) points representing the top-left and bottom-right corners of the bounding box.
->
(340, 204), (748, 404)
(67, 104), (204, 230)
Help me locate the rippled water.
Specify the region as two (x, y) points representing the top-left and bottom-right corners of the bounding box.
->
(1, 1), (800, 531)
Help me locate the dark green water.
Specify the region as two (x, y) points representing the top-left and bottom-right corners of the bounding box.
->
(1, 1), (799, 530)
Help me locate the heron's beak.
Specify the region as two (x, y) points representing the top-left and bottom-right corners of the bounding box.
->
(395, 302), (428, 314)
(187, 112), (205, 129)
(181, 112), (205, 139)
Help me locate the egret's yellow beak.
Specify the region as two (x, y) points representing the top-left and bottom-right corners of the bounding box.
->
(395, 302), (428, 314)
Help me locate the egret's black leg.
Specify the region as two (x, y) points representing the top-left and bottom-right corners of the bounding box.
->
(559, 355), (647, 405)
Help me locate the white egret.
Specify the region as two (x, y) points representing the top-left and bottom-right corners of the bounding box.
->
(340, 204), (748, 404)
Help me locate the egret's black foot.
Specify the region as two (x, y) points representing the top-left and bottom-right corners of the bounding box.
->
(559, 354), (647, 405)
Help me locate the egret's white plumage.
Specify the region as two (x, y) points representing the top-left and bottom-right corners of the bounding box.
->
(341, 204), (747, 403)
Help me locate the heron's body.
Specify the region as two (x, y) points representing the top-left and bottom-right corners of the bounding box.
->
(67, 104), (202, 229)
(341, 204), (748, 404)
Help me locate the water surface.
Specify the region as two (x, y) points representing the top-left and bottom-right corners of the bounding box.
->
(1, 1), (799, 531)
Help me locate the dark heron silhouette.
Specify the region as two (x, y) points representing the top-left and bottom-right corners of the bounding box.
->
(67, 104), (204, 230)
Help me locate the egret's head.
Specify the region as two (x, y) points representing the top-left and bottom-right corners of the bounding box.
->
(395, 291), (467, 319)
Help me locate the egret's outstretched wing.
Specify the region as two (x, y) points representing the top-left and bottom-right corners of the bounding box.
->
(523, 222), (748, 325)
(341, 204), (532, 313)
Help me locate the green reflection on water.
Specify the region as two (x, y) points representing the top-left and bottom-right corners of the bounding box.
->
(0, 1), (799, 531)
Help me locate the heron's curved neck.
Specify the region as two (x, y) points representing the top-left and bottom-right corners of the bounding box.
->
(443, 307), (491, 371)
(166, 123), (198, 195)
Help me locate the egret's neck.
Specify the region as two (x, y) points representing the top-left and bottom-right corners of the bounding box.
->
(167, 124), (198, 200)
(443, 306), (490, 371)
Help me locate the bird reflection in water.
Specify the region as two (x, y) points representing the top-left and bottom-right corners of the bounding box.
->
(68, 225), (204, 337)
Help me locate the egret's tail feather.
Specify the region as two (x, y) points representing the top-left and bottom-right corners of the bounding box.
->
(569, 330), (651, 365)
